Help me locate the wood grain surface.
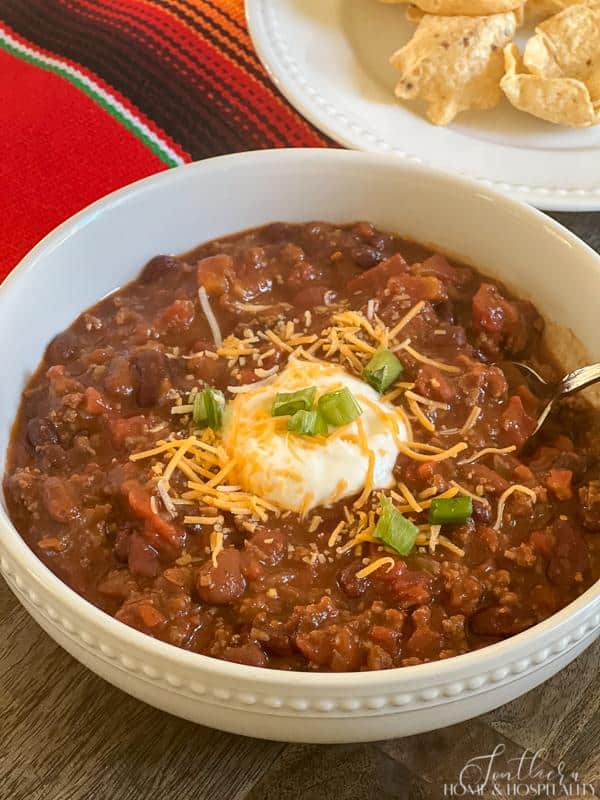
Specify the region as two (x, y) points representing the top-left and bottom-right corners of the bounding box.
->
(1, 211), (599, 800)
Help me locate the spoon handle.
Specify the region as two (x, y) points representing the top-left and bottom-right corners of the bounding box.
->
(559, 363), (600, 398)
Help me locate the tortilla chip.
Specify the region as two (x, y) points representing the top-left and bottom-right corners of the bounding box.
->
(381, 0), (522, 11)
(382, 0), (525, 24)
(500, 43), (600, 126)
(390, 12), (517, 125)
(406, 4), (426, 22)
(526, 0), (589, 20)
(524, 2), (600, 98)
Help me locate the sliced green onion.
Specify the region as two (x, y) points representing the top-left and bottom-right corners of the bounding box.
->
(317, 387), (362, 427)
(313, 411), (329, 436)
(363, 348), (404, 393)
(287, 409), (328, 436)
(193, 388), (225, 430)
(272, 386), (316, 417)
(374, 495), (419, 556)
(429, 496), (472, 525)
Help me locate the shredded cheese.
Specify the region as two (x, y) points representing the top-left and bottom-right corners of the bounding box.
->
(353, 417), (375, 509)
(404, 390), (449, 411)
(407, 396), (436, 433)
(382, 382), (415, 403)
(337, 528), (377, 554)
(437, 535), (465, 557)
(210, 529), (224, 566)
(392, 485), (459, 514)
(397, 441), (468, 462)
(460, 445), (517, 465)
(388, 300), (425, 340)
(398, 342), (461, 374)
(156, 479), (177, 518)
(227, 375), (277, 394)
(233, 301), (288, 313)
(309, 515), (323, 533)
(404, 441), (444, 453)
(183, 515), (222, 525)
(428, 524), (441, 554)
(493, 485), (537, 531)
(460, 405), (482, 435)
(395, 406), (414, 443)
(396, 481), (423, 513)
(328, 520), (346, 548)
(356, 556), (396, 579)
(130, 437), (195, 462)
(162, 437), (196, 482)
(449, 480), (491, 508)
(171, 404), (194, 415)
(264, 329), (293, 353)
(198, 287), (223, 348)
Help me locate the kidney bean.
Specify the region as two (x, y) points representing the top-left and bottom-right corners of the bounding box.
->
(131, 348), (167, 406)
(195, 549), (247, 605)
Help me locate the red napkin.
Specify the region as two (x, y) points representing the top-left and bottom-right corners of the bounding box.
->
(0, 0), (329, 282)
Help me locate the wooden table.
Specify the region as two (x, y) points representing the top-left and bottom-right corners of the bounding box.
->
(1, 211), (599, 800)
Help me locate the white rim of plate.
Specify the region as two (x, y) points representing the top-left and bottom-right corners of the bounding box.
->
(246, 0), (600, 212)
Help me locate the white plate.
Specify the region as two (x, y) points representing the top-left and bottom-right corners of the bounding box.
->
(246, 0), (600, 211)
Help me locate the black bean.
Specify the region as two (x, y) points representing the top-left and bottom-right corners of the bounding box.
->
(46, 330), (78, 364)
(351, 245), (382, 270)
(27, 417), (58, 448)
(139, 255), (181, 283)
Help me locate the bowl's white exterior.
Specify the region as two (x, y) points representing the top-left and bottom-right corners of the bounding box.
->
(1, 149), (599, 743)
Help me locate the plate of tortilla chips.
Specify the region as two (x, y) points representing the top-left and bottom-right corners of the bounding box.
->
(246, 0), (600, 210)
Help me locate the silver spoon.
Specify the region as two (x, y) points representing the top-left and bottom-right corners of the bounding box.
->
(512, 362), (600, 437)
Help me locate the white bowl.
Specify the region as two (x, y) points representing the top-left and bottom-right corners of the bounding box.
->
(1, 149), (599, 743)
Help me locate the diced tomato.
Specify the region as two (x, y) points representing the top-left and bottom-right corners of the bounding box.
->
(116, 600), (166, 630)
(472, 283), (519, 335)
(516, 383), (539, 416)
(529, 529), (555, 558)
(347, 253), (407, 293)
(546, 469), (573, 500)
(124, 481), (179, 544)
(109, 415), (146, 447)
(159, 299), (195, 332)
(386, 274), (447, 304)
(370, 625), (401, 657)
(83, 386), (111, 415)
(196, 254), (233, 296)
(415, 253), (465, 285)
(500, 396), (536, 448)
(514, 464), (535, 483)
(137, 604), (167, 628)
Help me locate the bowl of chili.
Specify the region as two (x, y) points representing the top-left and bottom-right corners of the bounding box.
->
(0, 149), (598, 742)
